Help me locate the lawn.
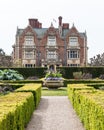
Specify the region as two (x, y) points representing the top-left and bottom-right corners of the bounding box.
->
(42, 87), (67, 96)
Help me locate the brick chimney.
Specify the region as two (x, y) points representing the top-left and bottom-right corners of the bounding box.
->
(29, 19), (42, 28)
(58, 16), (62, 26)
(62, 23), (69, 29)
(39, 23), (42, 28)
(58, 16), (62, 36)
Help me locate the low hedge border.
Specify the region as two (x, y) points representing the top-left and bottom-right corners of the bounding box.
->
(87, 83), (104, 89)
(64, 79), (104, 87)
(15, 83), (42, 108)
(0, 79), (43, 84)
(67, 84), (104, 130)
(0, 92), (34, 130)
(0, 83), (42, 130)
(67, 84), (94, 105)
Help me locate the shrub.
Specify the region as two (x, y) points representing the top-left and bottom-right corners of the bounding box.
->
(45, 71), (62, 79)
(15, 83), (42, 107)
(0, 92), (34, 130)
(0, 69), (24, 80)
(57, 66), (104, 79)
(99, 74), (104, 79)
(67, 84), (104, 130)
(73, 71), (82, 79)
(82, 73), (92, 79)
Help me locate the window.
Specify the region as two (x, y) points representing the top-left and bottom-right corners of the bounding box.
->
(47, 36), (56, 46)
(24, 52), (34, 59)
(67, 50), (79, 59)
(25, 64), (34, 68)
(69, 37), (78, 46)
(69, 64), (80, 67)
(47, 51), (57, 59)
(25, 36), (34, 46)
(70, 50), (78, 58)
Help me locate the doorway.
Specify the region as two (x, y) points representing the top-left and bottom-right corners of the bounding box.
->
(49, 65), (54, 72)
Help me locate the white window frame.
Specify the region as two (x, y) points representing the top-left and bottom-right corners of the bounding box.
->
(68, 50), (79, 59)
(47, 36), (56, 46)
(47, 51), (57, 59)
(69, 37), (78, 46)
(24, 51), (34, 59)
(25, 36), (34, 46)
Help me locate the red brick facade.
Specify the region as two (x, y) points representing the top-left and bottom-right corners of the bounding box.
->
(12, 16), (88, 69)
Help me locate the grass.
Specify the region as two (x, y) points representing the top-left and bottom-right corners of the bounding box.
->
(42, 87), (68, 96)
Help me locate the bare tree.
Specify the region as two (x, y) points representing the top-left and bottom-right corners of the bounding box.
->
(90, 53), (104, 66)
(0, 48), (12, 67)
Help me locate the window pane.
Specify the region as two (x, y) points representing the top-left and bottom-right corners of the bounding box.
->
(47, 51), (57, 59)
(69, 50), (79, 59)
(25, 52), (34, 59)
(69, 37), (78, 46)
(25, 36), (34, 45)
(48, 36), (56, 46)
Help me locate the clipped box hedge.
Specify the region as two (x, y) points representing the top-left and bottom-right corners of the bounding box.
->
(67, 84), (104, 130)
(64, 79), (104, 87)
(67, 84), (94, 105)
(57, 66), (104, 79)
(15, 83), (42, 107)
(0, 92), (34, 130)
(0, 67), (47, 79)
(87, 83), (104, 89)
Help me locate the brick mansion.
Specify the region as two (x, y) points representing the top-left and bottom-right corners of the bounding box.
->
(12, 16), (88, 69)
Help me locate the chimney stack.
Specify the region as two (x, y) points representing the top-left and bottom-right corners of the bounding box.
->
(29, 18), (42, 28)
(58, 16), (62, 26)
(62, 23), (69, 29)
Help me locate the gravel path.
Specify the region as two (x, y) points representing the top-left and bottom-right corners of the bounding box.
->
(25, 96), (85, 130)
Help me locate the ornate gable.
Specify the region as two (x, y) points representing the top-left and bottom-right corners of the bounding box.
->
(47, 23), (57, 36)
(69, 24), (79, 36)
(66, 24), (80, 42)
(21, 25), (37, 37)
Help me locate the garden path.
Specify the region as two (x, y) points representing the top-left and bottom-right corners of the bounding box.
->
(25, 96), (85, 130)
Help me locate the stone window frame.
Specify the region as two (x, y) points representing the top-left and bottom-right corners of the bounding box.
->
(47, 36), (56, 46)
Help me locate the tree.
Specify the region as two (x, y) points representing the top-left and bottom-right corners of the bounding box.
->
(90, 53), (104, 66)
(0, 48), (12, 67)
(0, 48), (5, 55)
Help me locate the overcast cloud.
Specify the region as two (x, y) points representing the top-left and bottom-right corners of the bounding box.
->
(0, 0), (104, 62)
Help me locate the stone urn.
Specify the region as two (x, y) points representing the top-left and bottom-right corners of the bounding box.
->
(43, 71), (64, 89)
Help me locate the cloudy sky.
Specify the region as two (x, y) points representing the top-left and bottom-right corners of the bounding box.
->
(0, 0), (104, 62)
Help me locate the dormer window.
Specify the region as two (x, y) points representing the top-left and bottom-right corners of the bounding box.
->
(69, 37), (78, 46)
(47, 36), (56, 46)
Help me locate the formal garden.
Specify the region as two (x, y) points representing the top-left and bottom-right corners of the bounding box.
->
(0, 67), (104, 130)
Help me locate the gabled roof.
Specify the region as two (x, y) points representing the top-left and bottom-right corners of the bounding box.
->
(16, 26), (86, 39)
(16, 29), (24, 36)
(34, 28), (48, 38)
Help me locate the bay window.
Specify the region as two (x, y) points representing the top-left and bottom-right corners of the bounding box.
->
(68, 50), (79, 59)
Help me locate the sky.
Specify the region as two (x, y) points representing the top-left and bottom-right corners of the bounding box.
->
(0, 0), (104, 62)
